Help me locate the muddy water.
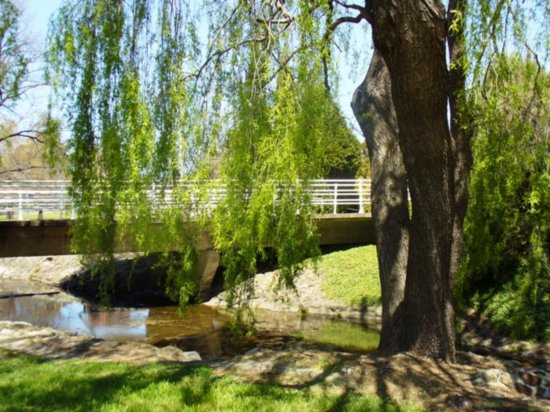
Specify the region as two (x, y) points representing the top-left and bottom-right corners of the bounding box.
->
(0, 280), (380, 359)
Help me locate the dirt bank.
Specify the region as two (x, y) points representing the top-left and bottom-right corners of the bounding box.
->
(205, 268), (382, 323)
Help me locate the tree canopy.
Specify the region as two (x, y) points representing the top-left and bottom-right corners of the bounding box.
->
(319, 108), (363, 179)
(47, 0), (354, 305)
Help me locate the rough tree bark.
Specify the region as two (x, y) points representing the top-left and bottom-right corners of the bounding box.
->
(351, 50), (410, 351)
(369, 0), (457, 361)
(447, 0), (472, 292)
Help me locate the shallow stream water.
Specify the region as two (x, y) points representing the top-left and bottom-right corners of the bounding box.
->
(0, 279), (380, 359)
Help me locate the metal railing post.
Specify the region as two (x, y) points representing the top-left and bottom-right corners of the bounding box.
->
(18, 192), (23, 220)
(359, 178), (364, 214)
(60, 193), (65, 219)
(333, 183), (338, 214)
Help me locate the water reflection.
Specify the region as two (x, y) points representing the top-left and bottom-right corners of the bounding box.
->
(0, 295), (148, 340)
(0, 283), (380, 358)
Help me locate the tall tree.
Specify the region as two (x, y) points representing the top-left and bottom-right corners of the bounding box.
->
(351, 50), (409, 351)
(48, 0), (549, 360)
(364, 0), (469, 360)
(353, 0), (546, 360)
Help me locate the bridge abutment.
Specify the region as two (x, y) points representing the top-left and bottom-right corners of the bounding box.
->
(197, 249), (221, 301)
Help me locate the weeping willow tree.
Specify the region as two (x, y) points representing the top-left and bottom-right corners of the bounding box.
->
(460, 55), (550, 341)
(47, 0), (549, 360)
(46, 0), (347, 306)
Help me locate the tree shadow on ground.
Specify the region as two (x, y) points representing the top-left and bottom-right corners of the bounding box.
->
(0, 351), (210, 411)
(225, 346), (545, 411)
(2, 345), (545, 411)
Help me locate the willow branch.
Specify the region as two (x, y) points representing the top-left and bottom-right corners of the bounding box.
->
(509, 6), (543, 125)
(265, 45), (310, 85)
(0, 130), (44, 143)
(0, 166), (49, 176)
(333, 1), (366, 14)
(185, 37), (267, 82)
(322, 6), (369, 93)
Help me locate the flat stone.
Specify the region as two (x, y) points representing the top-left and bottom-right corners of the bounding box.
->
(0, 321), (202, 365)
(523, 371), (542, 386)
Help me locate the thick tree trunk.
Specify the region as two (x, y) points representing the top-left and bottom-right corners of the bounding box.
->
(370, 0), (457, 361)
(351, 50), (410, 351)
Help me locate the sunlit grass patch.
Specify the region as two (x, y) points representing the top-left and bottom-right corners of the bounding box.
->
(316, 246), (381, 307)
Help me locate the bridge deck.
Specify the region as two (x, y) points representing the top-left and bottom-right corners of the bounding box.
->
(0, 214), (374, 258)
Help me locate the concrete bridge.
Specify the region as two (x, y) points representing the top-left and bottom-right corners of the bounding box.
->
(0, 180), (375, 298)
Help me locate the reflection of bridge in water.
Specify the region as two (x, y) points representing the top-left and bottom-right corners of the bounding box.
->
(0, 179), (375, 298)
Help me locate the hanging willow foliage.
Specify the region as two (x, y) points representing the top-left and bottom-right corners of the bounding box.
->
(46, 0), (353, 305)
(450, 1), (550, 341)
(460, 55), (550, 340)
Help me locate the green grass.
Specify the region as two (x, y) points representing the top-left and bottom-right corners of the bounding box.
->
(0, 350), (418, 412)
(316, 246), (381, 307)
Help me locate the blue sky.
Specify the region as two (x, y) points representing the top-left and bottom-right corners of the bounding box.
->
(19, 0), (369, 138)
(22, 0), (61, 42)
(10, 0), (63, 130)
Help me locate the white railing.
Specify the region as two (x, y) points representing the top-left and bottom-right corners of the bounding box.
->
(0, 179), (371, 220)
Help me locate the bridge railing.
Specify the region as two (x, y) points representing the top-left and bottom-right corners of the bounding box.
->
(0, 180), (75, 220)
(0, 179), (371, 220)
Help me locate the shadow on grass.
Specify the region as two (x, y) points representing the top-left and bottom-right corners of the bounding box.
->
(4, 346), (537, 411)
(0, 350), (386, 412)
(0, 351), (210, 411)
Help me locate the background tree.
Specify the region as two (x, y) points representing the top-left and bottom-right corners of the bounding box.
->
(318, 107), (362, 179)
(0, 0), (60, 175)
(0, 132), (66, 179)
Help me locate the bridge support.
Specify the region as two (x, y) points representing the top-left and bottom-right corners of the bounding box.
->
(197, 249), (220, 301)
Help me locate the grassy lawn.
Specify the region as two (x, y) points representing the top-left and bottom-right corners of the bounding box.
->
(0, 350), (417, 412)
(316, 246), (381, 307)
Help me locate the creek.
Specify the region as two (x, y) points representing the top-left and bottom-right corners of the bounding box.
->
(0, 279), (380, 359)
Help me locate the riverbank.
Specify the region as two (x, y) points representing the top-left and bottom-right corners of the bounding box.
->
(0, 254), (178, 307)
(0, 321), (548, 411)
(0, 255), (83, 286)
(205, 267), (382, 324)
(1, 248), (549, 408)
